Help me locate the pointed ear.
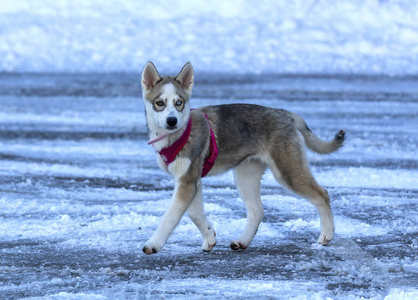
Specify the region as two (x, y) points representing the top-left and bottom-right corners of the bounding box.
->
(141, 62), (161, 91)
(175, 62), (194, 93)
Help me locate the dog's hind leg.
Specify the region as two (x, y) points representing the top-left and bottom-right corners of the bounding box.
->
(268, 143), (334, 245)
(230, 159), (266, 250)
(187, 180), (217, 252)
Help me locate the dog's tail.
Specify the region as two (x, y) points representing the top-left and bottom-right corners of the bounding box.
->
(292, 113), (346, 154)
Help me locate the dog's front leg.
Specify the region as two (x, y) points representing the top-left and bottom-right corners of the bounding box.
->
(142, 181), (196, 254)
(142, 158), (198, 255)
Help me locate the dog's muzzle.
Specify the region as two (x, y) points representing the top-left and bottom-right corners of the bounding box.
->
(166, 117), (178, 129)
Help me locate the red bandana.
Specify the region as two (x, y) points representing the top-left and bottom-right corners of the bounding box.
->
(158, 118), (192, 166)
(152, 114), (218, 178)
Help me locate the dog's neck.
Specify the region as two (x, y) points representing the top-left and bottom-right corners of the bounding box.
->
(147, 132), (171, 145)
(147, 118), (191, 152)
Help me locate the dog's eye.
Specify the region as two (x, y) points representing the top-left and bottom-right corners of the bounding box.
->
(175, 100), (183, 106)
(155, 101), (165, 107)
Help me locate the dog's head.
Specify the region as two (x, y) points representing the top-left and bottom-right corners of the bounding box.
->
(141, 62), (194, 133)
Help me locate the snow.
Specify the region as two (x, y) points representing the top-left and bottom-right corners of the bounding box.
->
(0, 73), (417, 299)
(1, 0), (418, 297)
(1, 0), (418, 75)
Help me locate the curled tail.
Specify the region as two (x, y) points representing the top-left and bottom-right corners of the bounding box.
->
(292, 113), (346, 154)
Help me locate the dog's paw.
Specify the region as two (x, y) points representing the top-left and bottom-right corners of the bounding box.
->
(230, 241), (248, 251)
(202, 231), (217, 252)
(142, 236), (165, 255)
(142, 245), (159, 255)
(317, 231), (334, 246)
(202, 241), (217, 252)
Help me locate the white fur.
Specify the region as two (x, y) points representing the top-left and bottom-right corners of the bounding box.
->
(168, 157), (191, 179)
(156, 153), (169, 174)
(143, 157), (195, 253)
(145, 83), (190, 151)
(156, 83), (186, 130)
(160, 83), (178, 102)
(187, 181), (217, 252)
(231, 159), (266, 249)
(143, 193), (190, 253)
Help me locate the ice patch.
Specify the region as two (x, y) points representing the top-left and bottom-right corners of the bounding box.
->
(262, 167), (418, 190)
(384, 288), (418, 300)
(25, 292), (108, 300)
(284, 218), (314, 232)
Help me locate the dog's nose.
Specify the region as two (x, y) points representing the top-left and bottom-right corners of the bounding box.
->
(166, 117), (177, 128)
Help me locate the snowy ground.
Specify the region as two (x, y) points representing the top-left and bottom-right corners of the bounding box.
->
(0, 73), (417, 299)
(1, 0), (418, 75)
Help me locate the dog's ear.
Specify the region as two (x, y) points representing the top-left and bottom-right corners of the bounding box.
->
(176, 62), (194, 94)
(142, 62), (161, 91)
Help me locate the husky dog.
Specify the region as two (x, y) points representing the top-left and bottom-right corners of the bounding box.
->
(141, 62), (345, 254)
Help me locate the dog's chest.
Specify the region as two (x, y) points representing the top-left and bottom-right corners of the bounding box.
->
(156, 154), (169, 174)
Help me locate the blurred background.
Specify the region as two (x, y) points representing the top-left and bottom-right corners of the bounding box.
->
(1, 0), (418, 75)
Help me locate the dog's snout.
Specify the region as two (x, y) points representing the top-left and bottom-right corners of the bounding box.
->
(166, 117), (177, 128)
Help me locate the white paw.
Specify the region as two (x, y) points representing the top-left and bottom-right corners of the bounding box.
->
(142, 240), (163, 255)
(317, 231), (334, 246)
(230, 240), (248, 251)
(142, 245), (158, 255)
(202, 231), (217, 252)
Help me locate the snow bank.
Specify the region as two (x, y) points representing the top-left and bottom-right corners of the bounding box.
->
(1, 0), (418, 74)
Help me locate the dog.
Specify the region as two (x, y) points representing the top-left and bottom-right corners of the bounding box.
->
(141, 61), (345, 254)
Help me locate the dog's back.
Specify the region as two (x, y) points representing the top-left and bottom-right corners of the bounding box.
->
(195, 104), (345, 174)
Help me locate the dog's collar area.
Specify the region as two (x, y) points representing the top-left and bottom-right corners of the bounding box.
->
(147, 119), (189, 145)
(148, 111), (218, 178)
(156, 117), (192, 164)
(147, 132), (172, 145)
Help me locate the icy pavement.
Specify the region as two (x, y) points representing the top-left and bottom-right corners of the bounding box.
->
(0, 73), (417, 299)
